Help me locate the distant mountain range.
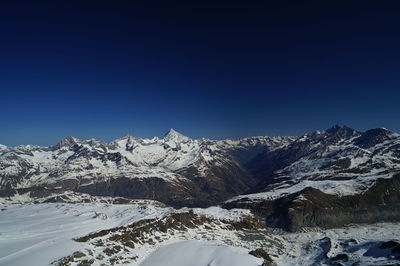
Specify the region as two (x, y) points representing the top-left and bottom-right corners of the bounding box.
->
(0, 128), (294, 206)
(1, 125), (400, 230)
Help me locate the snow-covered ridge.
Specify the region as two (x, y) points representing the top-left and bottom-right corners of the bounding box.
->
(229, 126), (400, 202)
(0, 129), (294, 191)
(3, 125), (399, 205)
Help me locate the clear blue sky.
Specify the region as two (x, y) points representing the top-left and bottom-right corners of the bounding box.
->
(1, 1), (400, 146)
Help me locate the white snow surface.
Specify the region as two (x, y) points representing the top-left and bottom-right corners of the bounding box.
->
(138, 240), (263, 266)
(227, 173), (394, 202)
(0, 202), (170, 266)
(0, 202), (256, 266)
(1, 201), (399, 266)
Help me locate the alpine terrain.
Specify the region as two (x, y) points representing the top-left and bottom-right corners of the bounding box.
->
(1, 125), (399, 266)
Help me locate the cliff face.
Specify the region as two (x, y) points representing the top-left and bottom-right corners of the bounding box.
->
(224, 174), (400, 231)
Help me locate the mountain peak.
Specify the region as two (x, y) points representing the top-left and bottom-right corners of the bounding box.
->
(55, 136), (79, 148)
(119, 133), (133, 140)
(354, 127), (395, 148)
(164, 128), (179, 137)
(326, 124), (354, 133)
(163, 129), (190, 142)
(325, 125), (359, 138)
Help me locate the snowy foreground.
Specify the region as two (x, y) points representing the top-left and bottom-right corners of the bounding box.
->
(0, 202), (170, 266)
(0, 202), (399, 266)
(139, 240), (262, 266)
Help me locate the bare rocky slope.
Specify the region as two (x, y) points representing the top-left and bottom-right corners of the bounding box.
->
(224, 174), (400, 231)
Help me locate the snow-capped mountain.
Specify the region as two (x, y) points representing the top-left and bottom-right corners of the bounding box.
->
(1, 125), (400, 230)
(238, 125), (400, 199)
(225, 125), (400, 231)
(1, 126), (400, 266)
(0, 129), (294, 206)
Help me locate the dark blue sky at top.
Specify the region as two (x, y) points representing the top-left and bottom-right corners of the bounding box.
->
(1, 1), (400, 146)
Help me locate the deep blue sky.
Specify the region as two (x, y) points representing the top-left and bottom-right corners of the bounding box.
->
(1, 1), (400, 146)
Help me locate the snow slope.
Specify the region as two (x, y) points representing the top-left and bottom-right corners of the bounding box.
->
(0, 202), (170, 266)
(1, 201), (399, 266)
(139, 240), (263, 266)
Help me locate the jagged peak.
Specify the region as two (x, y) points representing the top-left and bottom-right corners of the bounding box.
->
(114, 133), (146, 145)
(295, 125), (360, 144)
(55, 136), (80, 148)
(325, 124), (356, 133)
(60, 136), (78, 143)
(163, 128), (190, 142)
(117, 133), (136, 141)
(324, 125), (360, 138)
(121, 133), (132, 139)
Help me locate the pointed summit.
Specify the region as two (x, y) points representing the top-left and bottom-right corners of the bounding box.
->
(119, 133), (134, 140)
(325, 125), (359, 138)
(55, 136), (79, 148)
(163, 128), (190, 142)
(164, 128), (179, 136)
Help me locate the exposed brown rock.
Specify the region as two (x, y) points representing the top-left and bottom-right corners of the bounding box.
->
(224, 175), (400, 231)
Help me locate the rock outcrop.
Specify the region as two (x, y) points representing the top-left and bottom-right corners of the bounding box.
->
(224, 174), (400, 231)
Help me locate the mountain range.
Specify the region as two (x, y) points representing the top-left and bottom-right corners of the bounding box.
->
(1, 125), (400, 231)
